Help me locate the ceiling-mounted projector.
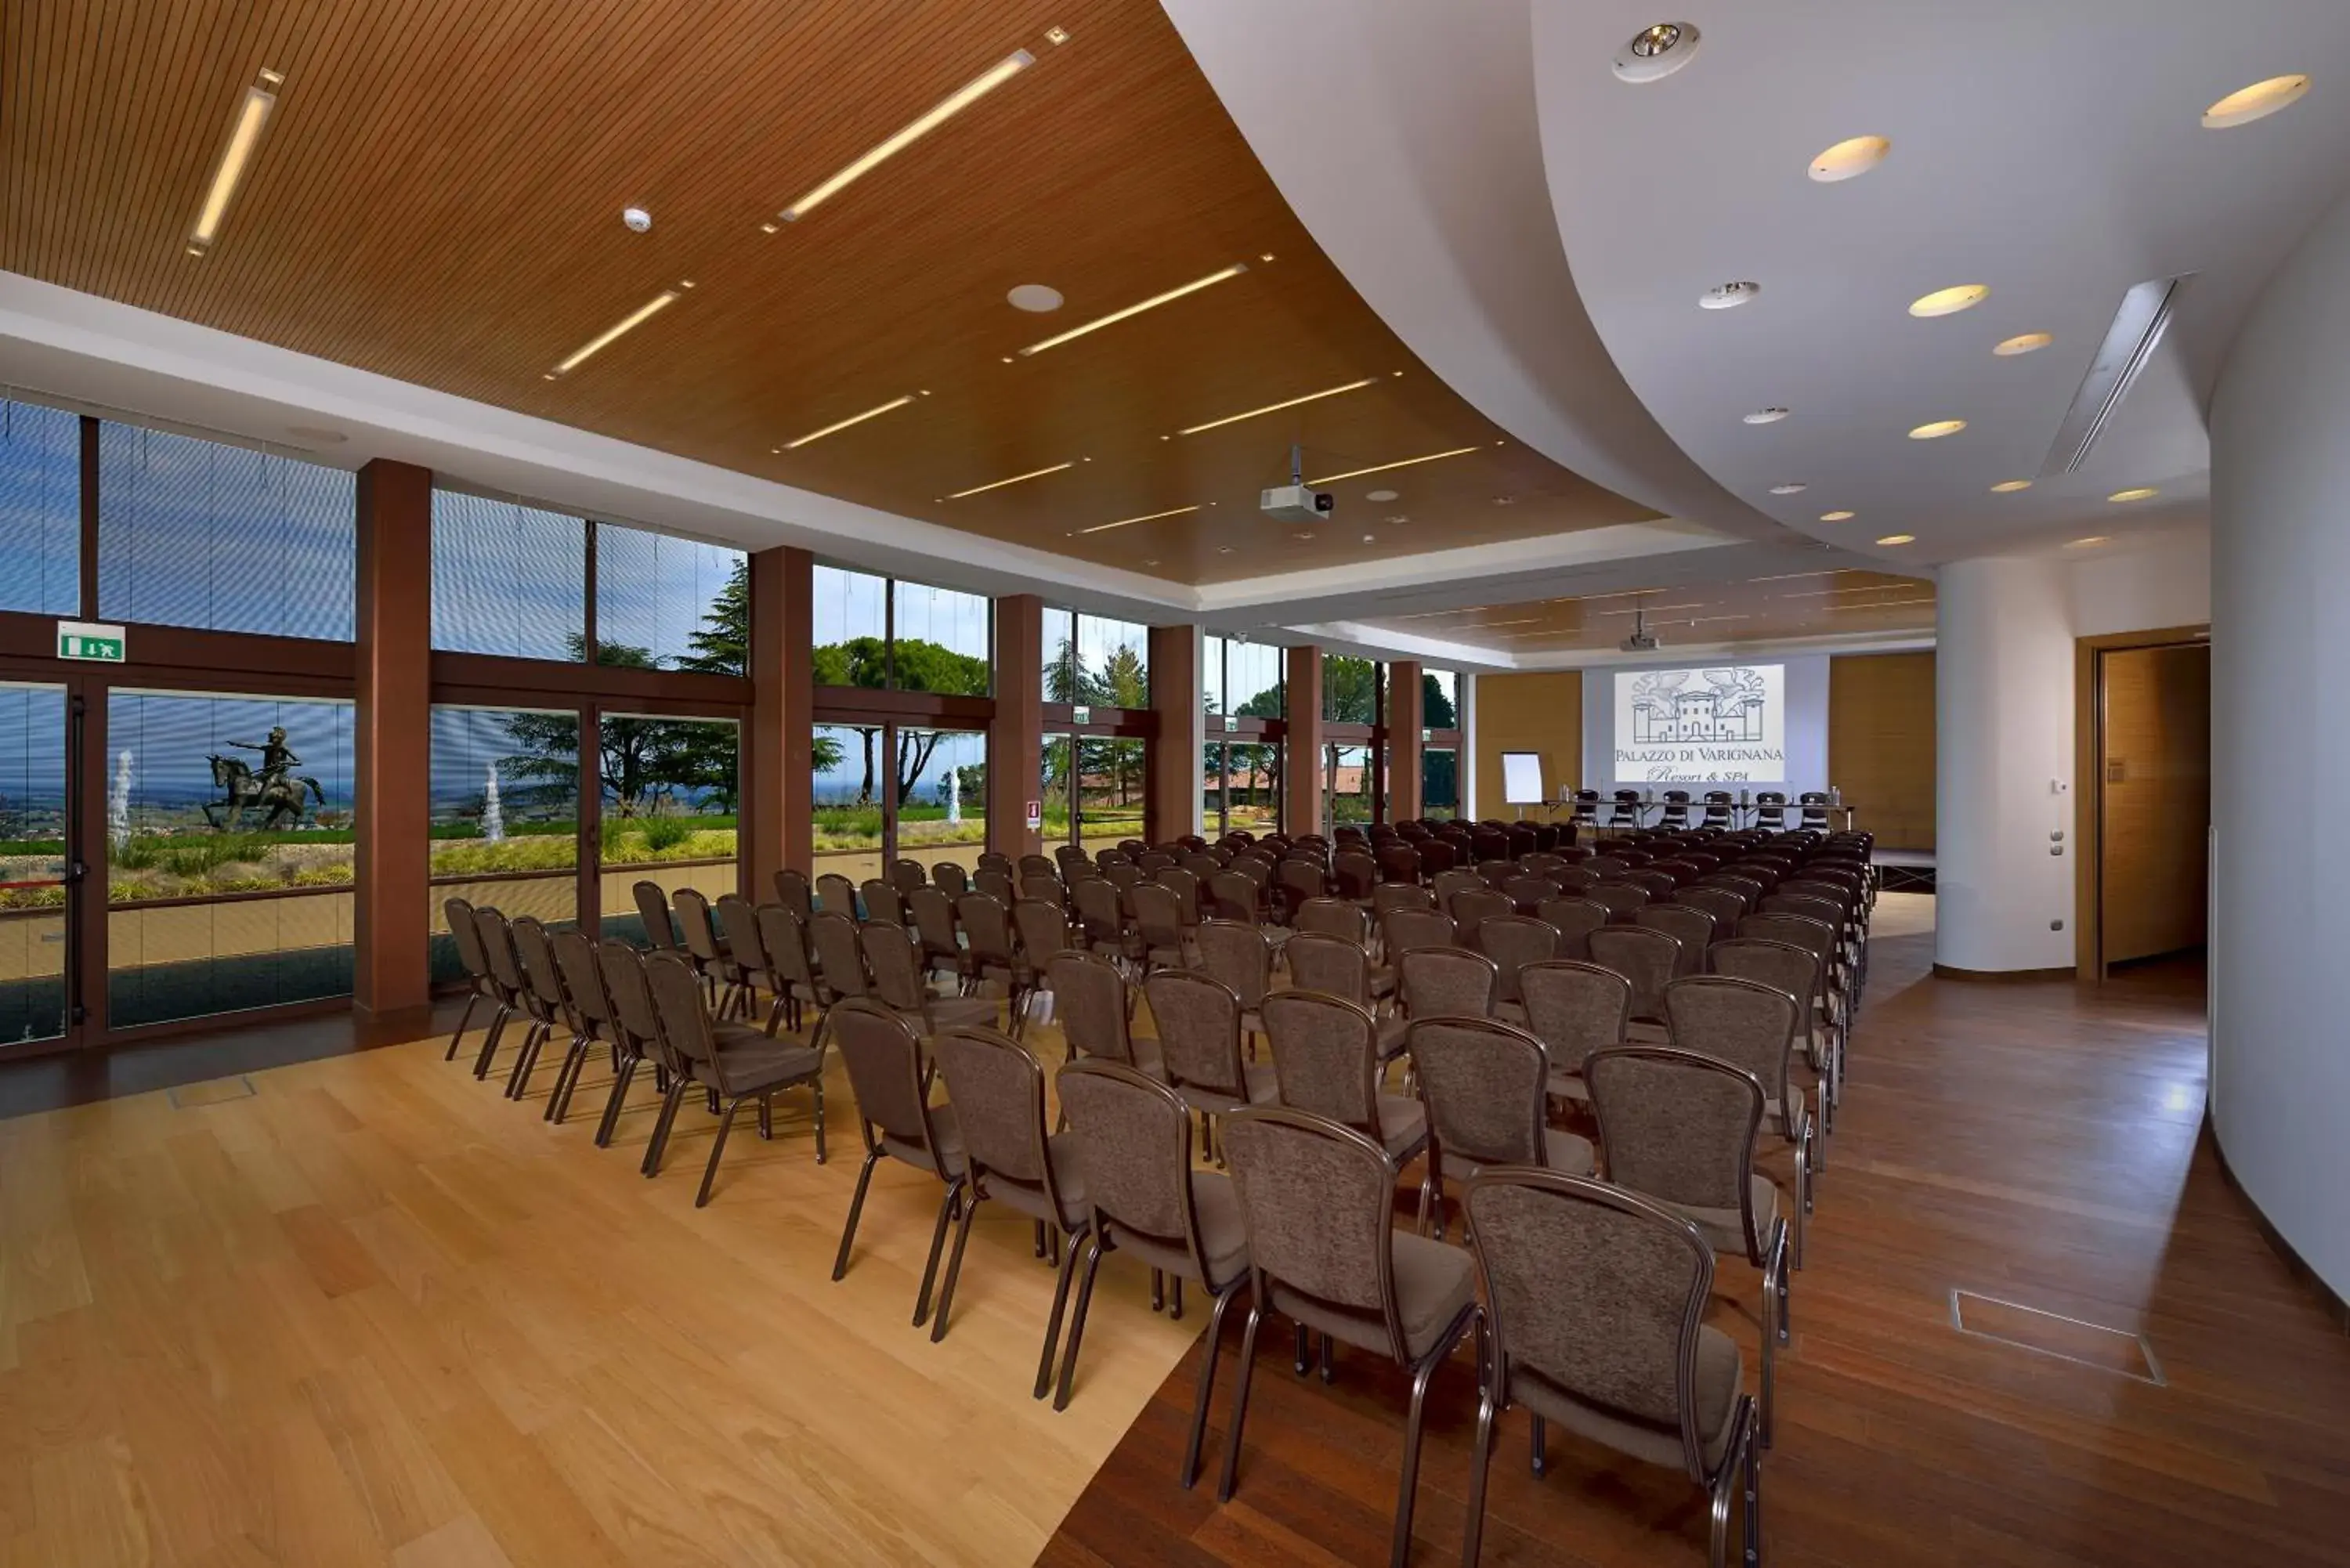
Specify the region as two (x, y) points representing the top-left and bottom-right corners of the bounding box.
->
(1261, 440), (1332, 524)
(1619, 605), (1661, 654)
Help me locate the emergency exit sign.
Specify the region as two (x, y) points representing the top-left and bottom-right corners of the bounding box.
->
(57, 621), (125, 663)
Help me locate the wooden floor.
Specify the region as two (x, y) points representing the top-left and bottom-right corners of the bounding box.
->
(1043, 898), (2350, 1567)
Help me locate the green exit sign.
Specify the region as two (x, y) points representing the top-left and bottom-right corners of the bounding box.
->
(57, 620), (126, 663)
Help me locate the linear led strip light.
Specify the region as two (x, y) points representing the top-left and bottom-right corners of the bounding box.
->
(1177, 377), (1380, 436)
(949, 461), (1074, 500)
(1019, 264), (1250, 356)
(187, 67), (285, 255)
(767, 49), (1037, 228)
(777, 392), (924, 451)
(1079, 504), (1199, 536)
(545, 281), (695, 379)
(1308, 445), (1481, 486)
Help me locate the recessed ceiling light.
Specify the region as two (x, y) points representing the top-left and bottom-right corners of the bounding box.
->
(1809, 135), (1891, 182)
(1045, 24), (1070, 45)
(1007, 284), (1064, 313)
(1386, 515), (1409, 524)
(2069, 536), (2111, 548)
(1492, 495), (1516, 506)
(1141, 558), (1158, 566)
(2204, 74), (2311, 128)
(1079, 504), (1200, 535)
(549, 287), (683, 376)
(1701, 280), (1761, 310)
(1908, 419), (1968, 439)
(1743, 407), (1791, 425)
(1366, 489), (1400, 502)
(1217, 545), (1235, 554)
(1909, 284), (1990, 318)
(2108, 486), (2160, 503)
(1018, 263), (1248, 356)
(1995, 331), (2053, 356)
(1820, 510), (1856, 522)
(1292, 531), (1314, 541)
(186, 67), (284, 255)
(782, 393), (917, 449)
(1177, 376), (1379, 435)
(1361, 533), (1376, 543)
(1260, 252), (1276, 262)
(1769, 483), (1809, 495)
(1990, 479), (2034, 493)
(1875, 533), (1915, 546)
(948, 461), (1074, 499)
(1614, 21), (1701, 82)
(1307, 446), (1480, 486)
(774, 49), (1036, 223)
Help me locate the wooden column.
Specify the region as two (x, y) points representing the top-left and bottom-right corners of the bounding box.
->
(745, 546), (813, 890)
(1283, 645), (1323, 837)
(353, 458), (433, 1024)
(1388, 659), (1423, 822)
(1148, 624), (1200, 844)
(991, 594), (1044, 859)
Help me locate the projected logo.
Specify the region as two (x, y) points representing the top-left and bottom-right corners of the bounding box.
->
(1614, 666), (1787, 783)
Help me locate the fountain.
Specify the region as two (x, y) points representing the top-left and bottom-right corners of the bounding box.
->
(945, 765), (961, 826)
(483, 761), (506, 843)
(107, 750), (132, 850)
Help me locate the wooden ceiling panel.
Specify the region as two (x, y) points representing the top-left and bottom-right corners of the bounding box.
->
(1365, 570), (1938, 654)
(0, 0), (1660, 583)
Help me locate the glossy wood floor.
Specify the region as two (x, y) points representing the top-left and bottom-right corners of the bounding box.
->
(0, 998), (1198, 1566)
(1043, 898), (2350, 1567)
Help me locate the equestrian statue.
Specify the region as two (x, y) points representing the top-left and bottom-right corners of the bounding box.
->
(204, 726), (324, 831)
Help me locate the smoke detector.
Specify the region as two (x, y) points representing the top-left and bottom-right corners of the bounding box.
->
(622, 207), (652, 233)
(1614, 23), (1701, 83)
(1701, 281), (1762, 311)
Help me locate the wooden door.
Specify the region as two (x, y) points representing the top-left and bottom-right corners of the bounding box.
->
(2099, 644), (2211, 966)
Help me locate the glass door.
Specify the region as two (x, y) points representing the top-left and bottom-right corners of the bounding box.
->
(0, 680), (78, 1050)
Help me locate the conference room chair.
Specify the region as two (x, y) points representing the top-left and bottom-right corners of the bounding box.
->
(1658, 790), (1693, 830)
(501, 915), (577, 1101)
(593, 939), (679, 1163)
(1131, 881), (1193, 978)
(1586, 880), (1653, 923)
(1012, 896), (1075, 974)
(1665, 975), (1817, 1212)
(1587, 926), (1683, 1039)
(827, 998), (967, 1326)
(1533, 895), (1609, 962)
(1503, 874), (1560, 916)
(1261, 990), (1430, 1177)
(1607, 789), (1646, 832)
(1156, 866), (1205, 936)
(815, 872), (859, 916)
(1074, 877), (1142, 970)
(439, 895), (502, 1064)
(1517, 959), (1633, 1107)
(932, 860), (970, 898)
(1282, 930), (1380, 1013)
(1021, 870), (1065, 907)
(806, 910), (874, 1019)
(1334, 850), (1380, 903)
(1433, 868), (1487, 910)
(1457, 1168), (1760, 1568)
(1145, 968), (1279, 1157)
(1206, 869), (1260, 924)
(1752, 791), (1788, 829)
(1676, 884), (1751, 935)
(1195, 919), (1274, 1056)
(468, 906), (531, 1082)
(644, 948), (830, 1205)
(1395, 945), (1499, 1025)
(1798, 792), (1833, 831)
(1294, 894), (1371, 944)
(906, 885), (971, 992)
(545, 927), (620, 1125)
(1381, 908), (1459, 964)
(861, 922), (1002, 1042)
(1449, 886), (1514, 938)
(1477, 915), (1562, 1023)
(1701, 791), (1736, 830)
(1628, 869), (1683, 901)
(1408, 1014), (1597, 1239)
(1215, 1107), (1483, 1568)
(632, 879), (680, 949)
(1051, 1060), (1253, 1490)
(859, 877), (906, 927)
(1376, 840), (1423, 884)
(772, 866), (814, 919)
(889, 858), (928, 897)
(755, 904), (828, 1039)
(671, 887), (744, 1016)
(926, 1026), (1090, 1360)
(1636, 903), (1719, 976)
(1050, 951), (1161, 1075)
(1738, 912), (1846, 1065)
(1553, 865), (1600, 894)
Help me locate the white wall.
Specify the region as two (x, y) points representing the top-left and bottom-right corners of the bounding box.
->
(1580, 656), (1830, 800)
(2207, 186), (2350, 1299)
(1935, 557), (2078, 972)
(2071, 525), (2211, 638)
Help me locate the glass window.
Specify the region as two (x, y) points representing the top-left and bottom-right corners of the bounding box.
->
(1423, 669), (1460, 730)
(891, 580), (991, 695)
(1423, 749), (1459, 822)
(106, 690), (358, 1024)
(1324, 656), (1380, 724)
(1231, 742), (1282, 833)
(0, 682), (70, 1043)
(428, 703), (579, 980)
(1042, 734), (1075, 846)
(895, 728), (987, 871)
(1076, 616), (1149, 709)
(598, 713), (739, 944)
(812, 565), (889, 688)
(1043, 606), (1078, 703)
(1079, 737), (1146, 849)
(595, 526), (746, 671)
(1323, 742), (1375, 827)
(1230, 641), (1285, 720)
(0, 401), (82, 616)
(1202, 635), (1227, 716)
(431, 491), (587, 660)
(98, 423), (356, 640)
(814, 722), (883, 883)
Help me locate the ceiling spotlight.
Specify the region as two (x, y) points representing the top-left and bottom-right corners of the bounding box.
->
(1743, 407), (1791, 425)
(1361, 533), (1376, 543)
(1492, 495), (1517, 506)
(1217, 545), (1235, 554)
(2108, 486), (2160, 503)
(1820, 510), (1856, 522)
(1366, 489), (1399, 502)
(1909, 284), (1990, 318)
(2204, 74), (2311, 128)
(1701, 280), (1761, 310)
(1386, 515), (1409, 524)
(1045, 24), (1070, 44)
(1875, 534), (1915, 546)
(1614, 22), (1701, 82)
(774, 49), (1036, 222)
(1908, 419), (1968, 439)
(1810, 135), (1891, 182)
(1769, 483), (1809, 495)
(622, 207), (652, 233)
(1007, 283), (1064, 312)
(1990, 479), (2034, 493)
(2068, 536), (2111, 548)
(186, 67), (284, 255)
(1994, 331), (2053, 356)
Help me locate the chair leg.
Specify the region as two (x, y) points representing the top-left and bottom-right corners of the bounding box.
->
(1743, 1402), (1762, 1568)
(504, 1020), (548, 1100)
(594, 1057), (640, 1147)
(930, 1187), (982, 1343)
(443, 993), (483, 1061)
(693, 1097), (746, 1208)
(1053, 1234), (1107, 1412)
(1531, 1414), (1548, 1476)
(1032, 1219), (1049, 1259)
(1152, 1269), (1164, 1312)
(832, 1148), (882, 1281)
(757, 1094), (772, 1140)
(1180, 1281), (1241, 1489)
(1320, 1331), (1335, 1384)
(812, 1080), (827, 1165)
(1294, 1323), (1311, 1376)
(912, 1180), (961, 1328)
(1216, 1298), (1267, 1502)
(545, 1034), (591, 1122)
(470, 1004), (511, 1079)
(1462, 1365), (1498, 1567)
(641, 1077), (689, 1177)
(1034, 1223), (1086, 1400)
(1170, 1275), (1184, 1322)
(1390, 1345), (1443, 1568)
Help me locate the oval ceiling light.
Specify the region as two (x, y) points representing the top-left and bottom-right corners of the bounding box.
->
(1994, 331), (2053, 356)
(1908, 419), (1968, 439)
(2203, 74), (2311, 128)
(1007, 283), (1064, 312)
(2109, 486), (2160, 502)
(1701, 280), (1761, 310)
(1909, 284), (1990, 318)
(1876, 533), (1915, 546)
(1769, 482), (1809, 495)
(2068, 536), (2111, 548)
(1990, 479), (2034, 493)
(1820, 510), (1856, 522)
(1366, 488), (1400, 502)
(1743, 407), (1791, 425)
(1810, 135), (1891, 182)
(1613, 21), (1701, 83)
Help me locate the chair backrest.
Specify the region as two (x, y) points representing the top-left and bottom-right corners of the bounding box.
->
(1144, 969), (1247, 1096)
(1663, 974), (1799, 1104)
(890, 858), (927, 895)
(859, 921), (932, 1015)
(643, 949), (718, 1069)
(807, 909), (870, 999)
(935, 1026), (1054, 1188)
(551, 927), (614, 1030)
(1011, 897), (1071, 965)
(1293, 896), (1368, 942)
(1477, 915), (1560, 1004)
(1674, 885), (1748, 932)
(509, 916), (569, 1020)
(1449, 886), (1514, 934)
(672, 887), (725, 963)
(1372, 882), (1436, 916)
(1517, 959), (1632, 1072)
(859, 879), (904, 926)
(1383, 905), (1458, 956)
(1707, 937), (1820, 1019)
(1262, 991), (1381, 1133)
(1763, 892), (1846, 933)
(773, 868), (815, 919)
(1633, 904), (1716, 974)
(1131, 881), (1185, 951)
(1462, 1167), (1717, 1479)
(1376, 841), (1422, 884)
(1020, 871), (1065, 905)
(1737, 912), (1836, 970)
(957, 893), (1018, 971)
(1502, 875), (1558, 914)
(443, 896), (489, 981)
(1050, 951), (1136, 1064)
(932, 861), (970, 898)
(757, 904), (819, 997)
(1533, 895), (1610, 961)
(1222, 1108), (1404, 1357)
(1155, 867), (1202, 926)
(716, 893), (771, 980)
(1586, 881), (1651, 922)
(1058, 1059), (1215, 1274)
(1072, 876), (1126, 946)
(974, 867), (1015, 904)
(1433, 868), (1486, 908)
(1586, 1045), (1766, 1245)
(1586, 926), (1681, 1022)
(1332, 851), (1379, 901)
(1275, 856), (1328, 914)
(829, 998), (946, 1153)
(473, 906), (526, 994)
(597, 939), (666, 1065)
(1398, 945), (1498, 1019)
(1282, 930), (1372, 1008)
(978, 851), (1015, 875)
(632, 880), (677, 948)
(1194, 919), (1271, 1009)
(1205, 869), (1258, 923)
(815, 873), (859, 915)
(907, 885), (961, 960)
(1407, 1016), (1549, 1165)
